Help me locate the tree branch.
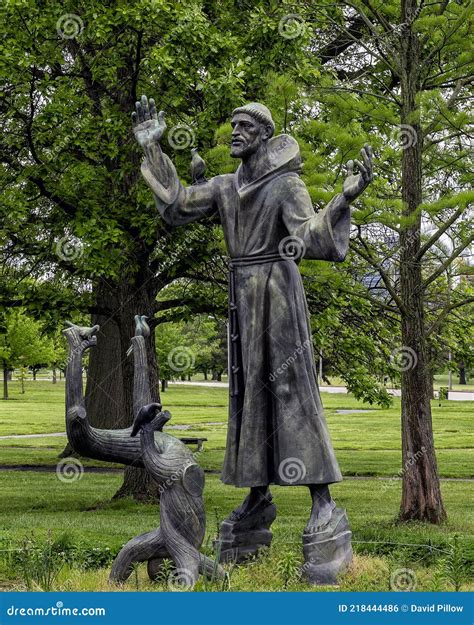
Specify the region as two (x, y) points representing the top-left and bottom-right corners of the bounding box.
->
(350, 237), (406, 314)
(415, 205), (466, 262)
(423, 237), (474, 290)
(426, 296), (474, 336)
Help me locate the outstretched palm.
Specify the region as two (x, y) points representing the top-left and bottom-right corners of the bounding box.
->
(343, 144), (374, 201)
(131, 95), (166, 148)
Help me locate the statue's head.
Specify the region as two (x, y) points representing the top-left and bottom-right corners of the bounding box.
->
(230, 103), (275, 158)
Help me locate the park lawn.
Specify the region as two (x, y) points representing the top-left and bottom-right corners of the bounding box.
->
(18, 369), (474, 391)
(0, 381), (472, 478)
(0, 470), (472, 592)
(0, 382), (472, 591)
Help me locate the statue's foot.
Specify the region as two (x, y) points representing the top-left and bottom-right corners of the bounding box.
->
(228, 489), (272, 522)
(304, 498), (336, 534)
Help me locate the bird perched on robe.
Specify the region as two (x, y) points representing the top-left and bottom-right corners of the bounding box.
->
(190, 148), (207, 185)
(126, 315), (150, 356)
(130, 402), (167, 437)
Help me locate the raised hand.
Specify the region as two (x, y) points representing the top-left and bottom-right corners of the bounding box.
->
(131, 95), (166, 148)
(343, 144), (374, 202)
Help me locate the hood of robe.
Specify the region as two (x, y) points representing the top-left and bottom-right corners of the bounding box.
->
(235, 134), (302, 199)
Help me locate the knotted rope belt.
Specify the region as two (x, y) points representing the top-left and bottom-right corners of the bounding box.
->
(228, 252), (293, 396)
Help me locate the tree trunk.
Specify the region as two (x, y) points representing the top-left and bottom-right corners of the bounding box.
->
(161, 378), (167, 393)
(398, 1), (446, 523)
(85, 283), (125, 431)
(3, 362), (8, 400)
(52, 368), (57, 384)
(32, 369), (37, 381)
(458, 361), (466, 385)
(204, 370), (208, 381)
(112, 274), (161, 500)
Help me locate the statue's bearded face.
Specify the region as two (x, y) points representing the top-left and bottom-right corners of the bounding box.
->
(230, 113), (271, 158)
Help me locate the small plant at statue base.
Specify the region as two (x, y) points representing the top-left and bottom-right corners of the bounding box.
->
(441, 535), (464, 592)
(276, 551), (300, 589)
(17, 534), (65, 591)
(201, 537), (232, 592)
(132, 562), (140, 591)
(153, 558), (175, 586)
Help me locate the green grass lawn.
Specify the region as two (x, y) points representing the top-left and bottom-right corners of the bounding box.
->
(0, 471), (472, 591)
(1, 381), (472, 477)
(0, 381), (472, 591)
(11, 368), (474, 390)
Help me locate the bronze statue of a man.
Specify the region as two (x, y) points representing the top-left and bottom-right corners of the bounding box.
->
(132, 96), (373, 561)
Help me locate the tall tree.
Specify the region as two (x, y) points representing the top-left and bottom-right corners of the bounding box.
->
(0, 0), (314, 496)
(296, 0), (473, 522)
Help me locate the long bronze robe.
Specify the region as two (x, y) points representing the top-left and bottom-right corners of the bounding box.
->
(141, 135), (349, 487)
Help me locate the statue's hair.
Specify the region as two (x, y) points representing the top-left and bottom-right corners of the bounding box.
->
(232, 103), (275, 136)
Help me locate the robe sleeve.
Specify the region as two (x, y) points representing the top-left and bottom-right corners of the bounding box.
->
(280, 174), (350, 262)
(140, 142), (217, 226)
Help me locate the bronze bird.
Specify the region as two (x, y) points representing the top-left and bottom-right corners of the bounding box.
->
(134, 314), (150, 337)
(127, 315), (150, 356)
(190, 148), (207, 185)
(130, 402), (166, 437)
(64, 321), (99, 339)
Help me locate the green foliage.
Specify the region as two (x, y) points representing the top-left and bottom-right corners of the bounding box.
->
(440, 535), (469, 592)
(0, 310), (54, 372)
(156, 315), (226, 381)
